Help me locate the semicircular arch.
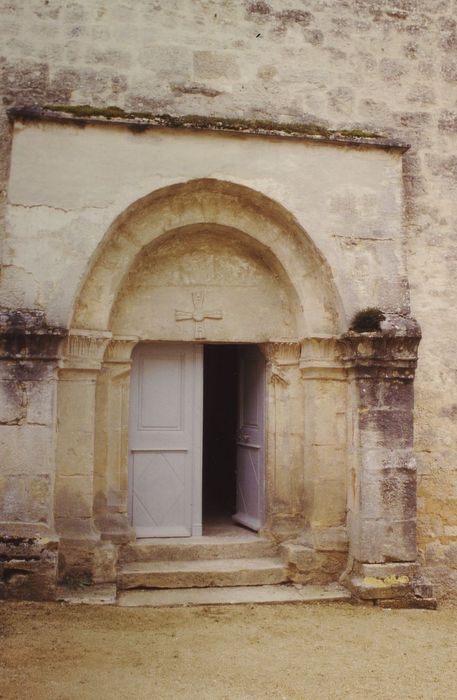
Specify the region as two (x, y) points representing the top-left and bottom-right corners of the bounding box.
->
(71, 178), (345, 337)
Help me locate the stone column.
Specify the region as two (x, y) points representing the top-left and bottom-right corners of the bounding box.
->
(54, 329), (113, 583)
(281, 337), (349, 585)
(300, 337), (349, 550)
(260, 342), (303, 538)
(94, 336), (138, 543)
(0, 310), (66, 599)
(342, 322), (434, 607)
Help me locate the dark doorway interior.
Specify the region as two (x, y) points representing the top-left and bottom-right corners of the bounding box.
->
(203, 344), (238, 521)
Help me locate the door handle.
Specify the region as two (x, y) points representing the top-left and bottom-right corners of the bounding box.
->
(239, 432), (250, 442)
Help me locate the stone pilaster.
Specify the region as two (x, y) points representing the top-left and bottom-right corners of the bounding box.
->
(54, 329), (114, 583)
(260, 342), (303, 537)
(341, 321), (435, 607)
(0, 309), (67, 599)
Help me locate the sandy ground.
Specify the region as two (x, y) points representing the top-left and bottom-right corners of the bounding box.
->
(1, 600), (457, 700)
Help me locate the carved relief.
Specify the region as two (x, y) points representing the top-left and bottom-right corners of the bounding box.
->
(260, 342), (300, 385)
(175, 291), (223, 339)
(104, 335), (139, 364)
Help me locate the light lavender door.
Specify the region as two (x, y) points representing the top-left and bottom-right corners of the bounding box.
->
(129, 343), (203, 537)
(233, 346), (266, 531)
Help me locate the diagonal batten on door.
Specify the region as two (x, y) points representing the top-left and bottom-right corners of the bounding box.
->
(128, 342), (266, 539)
(128, 343), (203, 537)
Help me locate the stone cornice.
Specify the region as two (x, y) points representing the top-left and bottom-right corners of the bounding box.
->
(8, 106), (410, 153)
(0, 310), (67, 360)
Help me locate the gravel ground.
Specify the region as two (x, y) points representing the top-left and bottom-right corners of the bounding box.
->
(1, 599), (457, 700)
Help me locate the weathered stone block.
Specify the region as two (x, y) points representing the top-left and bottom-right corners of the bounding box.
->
(311, 478), (347, 527)
(54, 477), (93, 519)
(359, 468), (416, 520)
(357, 517), (417, 563)
(359, 409), (413, 449)
(0, 474), (50, 522)
(193, 51), (240, 80)
(0, 535), (58, 600)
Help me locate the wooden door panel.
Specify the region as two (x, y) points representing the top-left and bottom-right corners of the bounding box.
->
(129, 343), (203, 538)
(234, 346), (265, 531)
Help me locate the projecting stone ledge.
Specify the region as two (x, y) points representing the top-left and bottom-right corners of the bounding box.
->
(342, 563), (437, 609)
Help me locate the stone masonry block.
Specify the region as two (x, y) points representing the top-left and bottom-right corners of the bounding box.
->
(381, 380), (414, 410)
(360, 468), (416, 521)
(0, 424), (54, 475)
(360, 448), (416, 474)
(54, 476), (93, 519)
(357, 518), (417, 563)
(0, 474), (50, 522)
(0, 379), (25, 423)
(311, 478), (347, 528)
(193, 51), (240, 80)
(359, 409), (413, 449)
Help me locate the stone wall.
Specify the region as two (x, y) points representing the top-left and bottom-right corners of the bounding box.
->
(1, 0), (457, 597)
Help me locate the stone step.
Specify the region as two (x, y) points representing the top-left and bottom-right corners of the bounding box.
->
(118, 557), (288, 590)
(117, 584), (352, 608)
(119, 535), (278, 564)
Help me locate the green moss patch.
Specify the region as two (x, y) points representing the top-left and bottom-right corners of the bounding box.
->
(42, 104), (383, 140)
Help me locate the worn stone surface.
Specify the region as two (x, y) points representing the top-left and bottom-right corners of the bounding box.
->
(0, 535), (58, 600)
(0, 0), (456, 599)
(118, 557), (288, 590)
(117, 583), (351, 608)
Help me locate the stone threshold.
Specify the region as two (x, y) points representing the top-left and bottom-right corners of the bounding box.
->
(56, 583), (351, 607)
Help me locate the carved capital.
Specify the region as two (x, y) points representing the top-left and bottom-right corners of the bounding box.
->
(104, 336), (139, 364)
(260, 342), (301, 385)
(342, 331), (421, 378)
(60, 329), (112, 370)
(299, 336), (346, 379)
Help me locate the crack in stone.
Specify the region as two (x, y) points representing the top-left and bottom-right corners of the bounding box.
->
(8, 202), (110, 214)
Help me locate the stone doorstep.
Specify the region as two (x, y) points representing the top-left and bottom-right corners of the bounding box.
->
(54, 582), (351, 607)
(117, 557), (288, 589)
(117, 583), (352, 607)
(56, 584), (117, 605)
(119, 534), (278, 563)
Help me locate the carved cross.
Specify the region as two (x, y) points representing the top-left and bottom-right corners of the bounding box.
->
(175, 291), (223, 339)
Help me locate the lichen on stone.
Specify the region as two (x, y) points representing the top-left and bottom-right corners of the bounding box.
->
(41, 104), (383, 140)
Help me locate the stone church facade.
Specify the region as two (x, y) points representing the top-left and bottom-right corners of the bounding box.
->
(0, 0), (456, 604)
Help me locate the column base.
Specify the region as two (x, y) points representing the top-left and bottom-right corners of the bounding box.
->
(58, 537), (118, 585)
(341, 561), (437, 609)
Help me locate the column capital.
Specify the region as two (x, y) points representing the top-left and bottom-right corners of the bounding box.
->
(104, 335), (139, 364)
(59, 329), (112, 370)
(342, 330), (421, 379)
(259, 342), (301, 385)
(299, 336), (346, 379)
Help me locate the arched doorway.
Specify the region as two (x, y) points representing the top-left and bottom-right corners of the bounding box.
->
(54, 178), (356, 584)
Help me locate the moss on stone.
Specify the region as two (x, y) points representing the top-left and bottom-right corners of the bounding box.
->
(42, 104), (383, 139)
(350, 307), (386, 332)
